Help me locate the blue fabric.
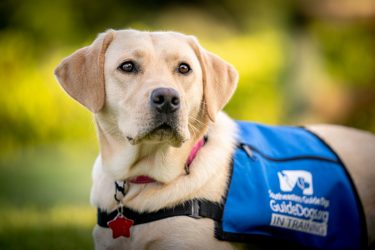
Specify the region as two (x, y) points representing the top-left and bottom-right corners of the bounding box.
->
(218, 121), (365, 249)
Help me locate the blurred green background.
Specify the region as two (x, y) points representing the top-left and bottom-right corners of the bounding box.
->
(1, 0), (375, 249)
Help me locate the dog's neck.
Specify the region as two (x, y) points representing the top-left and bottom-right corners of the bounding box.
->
(94, 115), (207, 183)
(91, 112), (238, 212)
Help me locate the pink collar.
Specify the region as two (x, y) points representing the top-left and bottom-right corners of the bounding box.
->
(129, 138), (206, 184)
(185, 138), (205, 167)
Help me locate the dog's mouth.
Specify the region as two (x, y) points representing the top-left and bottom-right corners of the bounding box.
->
(153, 123), (174, 133)
(128, 175), (157, 184)
(127, 122), (186, 147)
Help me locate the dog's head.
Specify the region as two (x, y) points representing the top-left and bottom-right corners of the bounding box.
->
(55, 29), (238, 148)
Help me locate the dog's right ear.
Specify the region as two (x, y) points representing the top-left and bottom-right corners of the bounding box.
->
(54, 30), (115, 113)
(188, 36), (238, 122)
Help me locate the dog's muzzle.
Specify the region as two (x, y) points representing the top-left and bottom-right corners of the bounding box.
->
(127, 87), (185, 146)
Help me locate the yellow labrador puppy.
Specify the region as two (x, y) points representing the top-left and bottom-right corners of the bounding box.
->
(55, 29), (375, 249)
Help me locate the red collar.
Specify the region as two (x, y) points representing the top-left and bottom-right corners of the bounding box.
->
(129, 138), (206, 184)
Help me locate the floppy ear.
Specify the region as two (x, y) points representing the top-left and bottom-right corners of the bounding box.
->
(54, 30), (115, 112)
(190, 37), (239, 121)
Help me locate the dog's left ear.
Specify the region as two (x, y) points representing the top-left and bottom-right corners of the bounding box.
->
(190, 37), (239, 122)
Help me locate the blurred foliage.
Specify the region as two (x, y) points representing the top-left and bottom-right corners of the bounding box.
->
(0, 143), (96, 249)
(0, 0), (375, 248)
(312, 22), (375, 87)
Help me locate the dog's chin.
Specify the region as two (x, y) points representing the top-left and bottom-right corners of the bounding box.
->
(128, 124), (187, 147)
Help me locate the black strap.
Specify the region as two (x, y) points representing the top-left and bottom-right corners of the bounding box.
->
(97, 199), (222, 228)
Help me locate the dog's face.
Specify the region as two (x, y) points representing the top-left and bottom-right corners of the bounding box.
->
(55, 29), (238, 149)
(103, 30), (204, 147)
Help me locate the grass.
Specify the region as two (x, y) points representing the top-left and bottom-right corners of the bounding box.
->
(0, 143), (98, 249)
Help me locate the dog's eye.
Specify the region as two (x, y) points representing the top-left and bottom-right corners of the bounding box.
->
(177, 63), (191, 75)
(118, 61), (137, 73)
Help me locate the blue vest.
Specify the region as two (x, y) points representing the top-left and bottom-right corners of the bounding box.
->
(215, 121), (367, 249)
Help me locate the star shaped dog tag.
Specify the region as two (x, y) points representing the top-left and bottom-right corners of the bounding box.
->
(107, 214), (134, 238)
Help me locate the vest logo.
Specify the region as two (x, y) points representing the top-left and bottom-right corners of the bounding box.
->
(277, 170), (313, 195)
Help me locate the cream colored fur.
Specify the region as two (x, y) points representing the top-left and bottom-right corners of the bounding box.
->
(91, 112), (237, 213)
(55, 29), (375, 249)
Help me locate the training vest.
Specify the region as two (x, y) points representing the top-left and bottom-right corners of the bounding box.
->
(215, 121), (367, 249)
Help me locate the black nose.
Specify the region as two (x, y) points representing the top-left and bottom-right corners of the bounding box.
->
(151, 88), (180, 114)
